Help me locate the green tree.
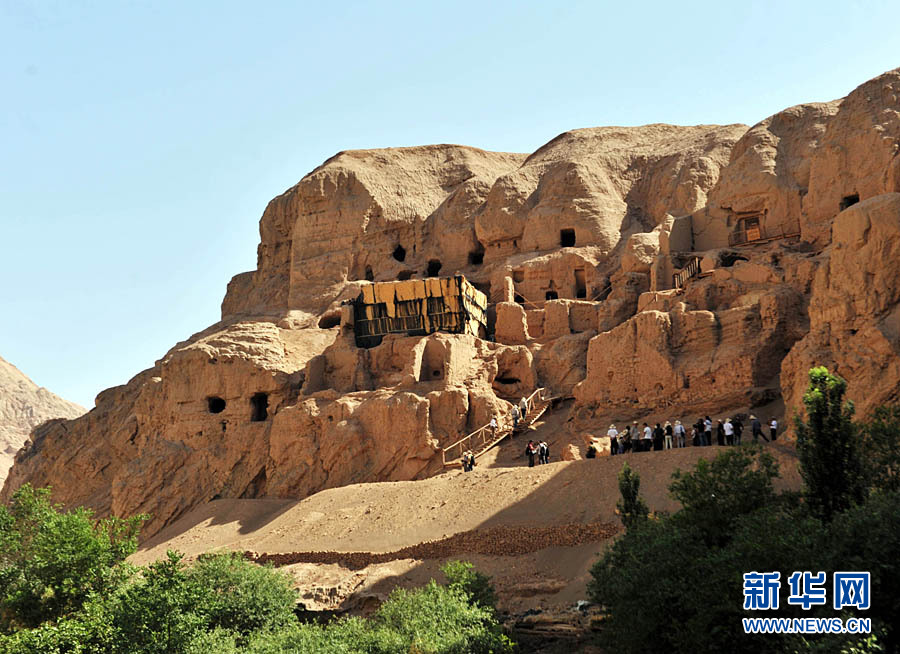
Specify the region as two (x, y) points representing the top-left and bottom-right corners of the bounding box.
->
(0, 484), (144, 631)
(669, 445), (779, 546)
(795, 367), (867, 520)
(616, 461), (649, 530)
(588, 447), (822, 654)
(441, 560), (498, 612)
(105, 551), (209, 654)
(859, 404), (900, 493)
(189, 552), (297, 641)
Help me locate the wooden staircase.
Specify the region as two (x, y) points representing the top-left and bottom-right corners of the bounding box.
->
(442, 388), (553, 467)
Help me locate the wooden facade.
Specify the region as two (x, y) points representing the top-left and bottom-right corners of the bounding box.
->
(352, 275), (487, 348)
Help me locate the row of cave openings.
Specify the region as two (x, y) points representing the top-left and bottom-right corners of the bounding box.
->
(361, 229), (578, 285)
(206, 392), (269, 422)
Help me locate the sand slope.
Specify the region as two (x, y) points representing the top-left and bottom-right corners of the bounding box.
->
(136, 443), (801, 613)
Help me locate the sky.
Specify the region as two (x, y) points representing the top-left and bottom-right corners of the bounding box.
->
(1, 0), (898, 408)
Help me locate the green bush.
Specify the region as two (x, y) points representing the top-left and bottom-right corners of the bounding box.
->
(859, 404), (900, 493)
(441, 560), (498, 611)
(0, 484), (144, 631)
(370, 581), (513, 654)
(190, 551), (297, 640)
(669, 445), (779, 546)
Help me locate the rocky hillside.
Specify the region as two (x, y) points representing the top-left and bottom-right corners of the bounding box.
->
(3, 67), (899, 539)
(0, 356), (85, 486)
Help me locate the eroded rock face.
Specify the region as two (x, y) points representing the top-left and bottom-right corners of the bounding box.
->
(7, 67), (900, 537)
(783, 194), (900, 414)
(0, 356), (85, 487)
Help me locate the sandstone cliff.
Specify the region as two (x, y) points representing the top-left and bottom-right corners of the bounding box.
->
(4, 67), (900, 538)
(0, 356), (85, 487)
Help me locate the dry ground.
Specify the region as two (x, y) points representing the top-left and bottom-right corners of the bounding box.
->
(135, 429), (801, 615)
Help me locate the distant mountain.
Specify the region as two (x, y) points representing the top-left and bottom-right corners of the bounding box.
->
(0, 356), (86, 487)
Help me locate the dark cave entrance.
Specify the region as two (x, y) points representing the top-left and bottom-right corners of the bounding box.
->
(393, 245), (407, 262)
(250, 393), (269, 422)
(560, 228), (576, 247)
(840, 194), (860, 211)
(207, 397), (226, 414)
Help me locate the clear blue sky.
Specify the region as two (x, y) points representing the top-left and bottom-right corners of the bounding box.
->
(1, 0), (898, 408)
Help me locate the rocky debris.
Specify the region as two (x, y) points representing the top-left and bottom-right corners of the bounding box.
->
(0, 356), (85, 486)
(244, 522), (620, 569)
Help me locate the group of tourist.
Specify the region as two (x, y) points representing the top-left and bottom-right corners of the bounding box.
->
(524, 439), (550, 466)
(588, 414), (778, 457)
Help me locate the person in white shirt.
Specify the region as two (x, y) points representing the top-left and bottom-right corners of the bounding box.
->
(607, 424), (619, 457)
(674, 420), (686, 448)
(519, 396), (528, 418)
(511, 405), (520, 431)
(723, 419), (734, 446)
(770, 417), (778, 441)
(642, 423), (652, 452)
(489, 417), (498, 438)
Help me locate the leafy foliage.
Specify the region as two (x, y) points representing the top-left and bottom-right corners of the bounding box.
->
(588, 369), (900, 653)
(441, 560), (498, 612)
(615, 461), (649, 530)
(858, 404), (900, 493)
(0, 488), (512, 653)
(669, 445), (779, 546)
(0, 484), (144, 632)
(795, 367), (867, 521)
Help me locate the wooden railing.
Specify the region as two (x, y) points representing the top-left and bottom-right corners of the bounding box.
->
(672, 256), (701, 289)
(728, 219), (801, 246)
(441, 387), (547, 465)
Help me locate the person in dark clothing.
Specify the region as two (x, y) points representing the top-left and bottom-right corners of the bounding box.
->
(751, 415), (768, 442)
(733, 417), (743, 445)
(653, 423), (664, 451)
(538, 440), (550, 464)
(769, 418), (778, 442)
(691, 425), (700, 446)
(525, 440), (537, 466)
(716, 420), (725, 446)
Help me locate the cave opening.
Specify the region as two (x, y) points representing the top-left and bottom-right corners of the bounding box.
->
(513, 270), (524, 283)
(426, 259), (442, 277)
(514, 293), (525, 304)
(495, 376), (520, 385)
(560, 228), (576, 247)
(574, 269), (586, 298)
(364, 265), (374, 281)
(392, 245), (407, 262)
(720, 252), (750, 268)
(468, 247), (485, 266)
(397, 270), (414, 280)
(250, 392), (269, 422)
(840, 194), (860, 211)
(318, 313), (341, 329)
(207, 397), (226, 414)
(545, 290), (559, 300)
